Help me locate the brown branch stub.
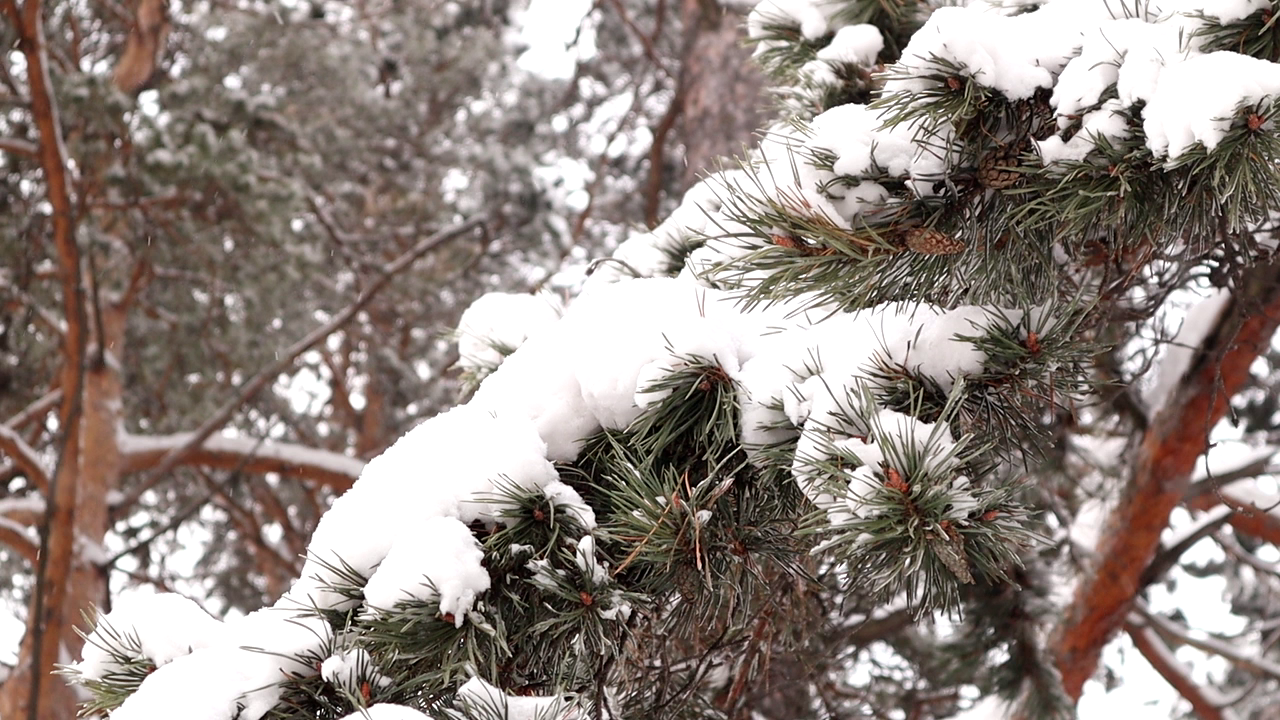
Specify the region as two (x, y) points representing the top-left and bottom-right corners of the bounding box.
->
(112, 0), (171, 94)
(1051, 260), (1280, 701)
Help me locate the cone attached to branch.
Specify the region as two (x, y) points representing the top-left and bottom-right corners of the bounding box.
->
(904, 227), (965, 256)
(978, 146), (1022, 189)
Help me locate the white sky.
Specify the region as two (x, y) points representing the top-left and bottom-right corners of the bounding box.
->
(516, 0), (595, 79)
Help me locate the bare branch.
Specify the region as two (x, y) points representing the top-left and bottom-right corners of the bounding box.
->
(1136, 601), (1280, 681)
(111, 215), (486, 515)
(604, 0), (674, 79)
(3, 390), (62, 433)
(1127, 621), (1233, 720)
(117, 432), (364, 494)
(1140, 506), (1233, 587)
(0, 137), (37, 158)
(0, 426), (48, 493)
(0, 516), (38, 565)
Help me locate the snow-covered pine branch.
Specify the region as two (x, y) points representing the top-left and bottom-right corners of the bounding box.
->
(65, 0), (1280, 717)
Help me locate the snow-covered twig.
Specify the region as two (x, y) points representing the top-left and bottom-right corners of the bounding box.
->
(1126, 621), (1235, 720)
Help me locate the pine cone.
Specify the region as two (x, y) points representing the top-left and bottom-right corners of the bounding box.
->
(904, 227), (965, 255)
(929, 523), (974, 584)
(978, 147), (1021, 189)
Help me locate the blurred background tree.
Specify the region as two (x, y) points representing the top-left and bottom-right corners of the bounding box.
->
(0, 0), (767, 717)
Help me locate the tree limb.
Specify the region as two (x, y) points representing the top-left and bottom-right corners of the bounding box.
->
(1135, 601), (1280, 681)
(0, 137), (37, 158)
(4, 390), (62, 431)
(1126, 621), (1232, 720)
(1188, 485), (1280, 546)
(1139, 506), (1233, 588)
(0, 517), (38, 566)
(111, 0), (170, 94)
(1050, 258), (1280, 700)
(117, 432), (365, 492)
(0, 426), (48, 493)
(111, 214), (485, 516)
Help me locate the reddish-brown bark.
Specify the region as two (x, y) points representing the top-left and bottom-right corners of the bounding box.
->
(112, 0), (170, 94)
(1051, 262), (1280, 701)
(0, 0), (90, 716)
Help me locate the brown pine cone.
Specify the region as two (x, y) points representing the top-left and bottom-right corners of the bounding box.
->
(904, 227), (965, 255)
(978, 146), (1022, 189)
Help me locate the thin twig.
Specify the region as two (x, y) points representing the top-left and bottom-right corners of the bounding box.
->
(111, 215), (486, 515)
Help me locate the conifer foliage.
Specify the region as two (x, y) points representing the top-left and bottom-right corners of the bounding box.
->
(65, 0), (1280, 718)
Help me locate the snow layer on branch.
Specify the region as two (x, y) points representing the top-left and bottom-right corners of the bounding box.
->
(885, 306), (1016, 390)
(73, 592), (223, 681)
(456, 291), (563, 374)
(582, 171), (745, 291)
(801, 24), (885, 86)
(457, 676), (578, 720)
(321, 648), (391, 695)
(1035, 100), (1131, 164)
(807, 103), (952, 198)
(748, 0), (846, 48)
(1193, 441), (1278, 480)
(1144, 52), (1280, 158)
(111, 608), (330, 720)
(362, 515), (491, 624)
(286, 405), (559, 611)
(1144, 288), (1230, 415)
(882, 4), (1089, 100)
(475, 278), (765, 450)
(869, 0), (1280, 163)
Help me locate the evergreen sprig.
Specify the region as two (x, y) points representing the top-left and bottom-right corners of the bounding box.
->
(811, 384), (1041, 615)
(56, 611), (157, 717)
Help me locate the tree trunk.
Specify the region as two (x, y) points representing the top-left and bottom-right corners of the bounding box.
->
(677, 0), (768, 190)
(0, 305), (124, 720)
(65, 304), (125, 649)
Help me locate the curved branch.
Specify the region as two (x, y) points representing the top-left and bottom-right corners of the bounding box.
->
(117, 432), (364, 496)
(0, 426), (48, 493)
(1136, 601), (1280, 681)
(1126, 622), (1231, 720)
(0, 517), (37, 566)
